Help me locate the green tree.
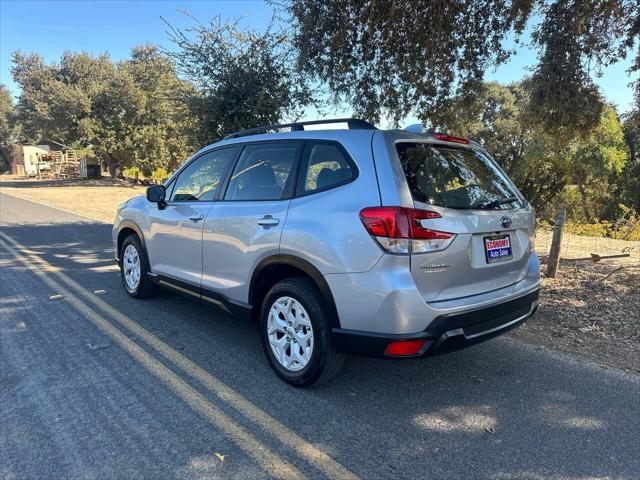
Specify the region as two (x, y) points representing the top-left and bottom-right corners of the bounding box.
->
(567, 106), (628, 222)
(90, 46), (197, 177)
(89, 66), (144, 177)
(10, 47), (197, 177)
(612, 112), (640, 214)
(165, 15), (314, 144)
(11, 51), (114, 144)
(442, 81), (629, 220)
(121, 45), (196, 175)
(282, 0), (639, 134)
(442, 81), (571, 210)
(0, 84), (19, 147)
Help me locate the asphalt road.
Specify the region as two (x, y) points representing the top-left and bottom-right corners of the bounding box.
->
(1, 192), (639, 480)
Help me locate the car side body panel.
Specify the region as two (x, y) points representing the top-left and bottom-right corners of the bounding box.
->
(279, 132), (383, 275)
(201, 199), (291, 304)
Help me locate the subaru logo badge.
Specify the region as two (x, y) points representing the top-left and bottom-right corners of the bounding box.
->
(501, 216), (512, 228)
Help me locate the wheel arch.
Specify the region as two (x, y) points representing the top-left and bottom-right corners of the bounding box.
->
(116, 220), (146, 261)
(249, 254), (341, 329)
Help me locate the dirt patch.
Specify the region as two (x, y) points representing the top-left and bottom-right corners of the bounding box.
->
(0, 177), (146, 223)
(510, 259), (640, 374)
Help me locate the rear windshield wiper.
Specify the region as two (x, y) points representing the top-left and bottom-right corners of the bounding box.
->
(475, 196), (520, 209)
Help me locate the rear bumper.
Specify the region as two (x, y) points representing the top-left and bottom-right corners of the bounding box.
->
(332, 288), (539, 358)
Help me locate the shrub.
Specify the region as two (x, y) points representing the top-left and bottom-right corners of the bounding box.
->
(150, 167), (169, 184)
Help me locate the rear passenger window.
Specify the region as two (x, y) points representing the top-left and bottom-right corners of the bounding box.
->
(298, 142), (356, 195)
(224, 143), (298, 201)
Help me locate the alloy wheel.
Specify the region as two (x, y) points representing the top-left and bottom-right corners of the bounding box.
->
(267, 296), (314, 372)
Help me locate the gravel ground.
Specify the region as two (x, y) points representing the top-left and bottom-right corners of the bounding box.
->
(510, 259), (640, 374)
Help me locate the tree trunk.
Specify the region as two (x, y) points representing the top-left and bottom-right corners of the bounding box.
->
(577, 181), (592, 223)
(546, 207), (566, 278)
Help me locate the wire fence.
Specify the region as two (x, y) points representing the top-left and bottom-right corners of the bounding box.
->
(535, 230), (640, 264)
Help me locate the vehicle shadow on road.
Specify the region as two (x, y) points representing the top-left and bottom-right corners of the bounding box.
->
(2, 220), (638, 480)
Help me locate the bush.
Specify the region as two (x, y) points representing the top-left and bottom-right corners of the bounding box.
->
(543, 220), (640, 241)
(122, 166), (142, 181)
(536, 204), (640, 240)
(150, 167), (169, 184)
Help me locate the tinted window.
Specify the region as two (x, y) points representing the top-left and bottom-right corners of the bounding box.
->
(298, 142), (355, 194)
(224, 143), (298, 201)
(170, 148), (237, 202)
(396, 143), (520, 210)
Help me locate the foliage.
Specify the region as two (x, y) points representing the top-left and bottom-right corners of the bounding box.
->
(441, 81), (631, 222)
(563, 219), (640, 242)
(613, 112), (640, 214)
(0, 84), (19, 148)
(441, 81), (570, 207)
(281, 0), (533, 126)
(165, 14), (314, 144)
(10, 46), (197, 177)
(527, 0), (637, 136)
(283, 0), (639, 134)
(89, 46), (197, 177)
(150, 167), (170, 184)
(566, 106), (628, 222)
(122, 166), (142, 180)
(11, 51), (115, 145)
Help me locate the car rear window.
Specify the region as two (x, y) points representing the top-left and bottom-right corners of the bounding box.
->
(396, 143), (521, 210)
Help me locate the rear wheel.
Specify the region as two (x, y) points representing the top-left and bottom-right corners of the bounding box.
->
(119, 234), (157, 298)
(260, 278), (344, 387)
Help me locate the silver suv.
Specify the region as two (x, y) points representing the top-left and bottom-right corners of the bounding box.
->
(113, 118), (540, 387)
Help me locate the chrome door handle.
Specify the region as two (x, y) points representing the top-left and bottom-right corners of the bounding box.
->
(189, 213), (204, 222)
(257, 215), (279, 227)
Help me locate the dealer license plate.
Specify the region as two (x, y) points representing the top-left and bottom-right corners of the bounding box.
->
(484, 235), (513, 263)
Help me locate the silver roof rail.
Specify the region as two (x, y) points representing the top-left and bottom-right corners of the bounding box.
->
(224, 118), (377, 139)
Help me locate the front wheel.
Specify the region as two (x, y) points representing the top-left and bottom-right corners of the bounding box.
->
(260, 278), (344, 387)
(119, 234), (157, 298)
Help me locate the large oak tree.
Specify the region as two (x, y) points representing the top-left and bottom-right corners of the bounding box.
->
(283, 0), (639, 134)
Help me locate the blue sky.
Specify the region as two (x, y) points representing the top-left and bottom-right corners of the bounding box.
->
(1, 0), (636, 125)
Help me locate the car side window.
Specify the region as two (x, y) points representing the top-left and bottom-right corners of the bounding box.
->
(298, 142), (356, 195)
(170, 147), (238, 202)
(224, 143), (299, 201)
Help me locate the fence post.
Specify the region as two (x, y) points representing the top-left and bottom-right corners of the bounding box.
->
(546, 207), (566, 278)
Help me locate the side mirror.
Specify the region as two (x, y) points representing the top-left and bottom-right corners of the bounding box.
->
(146, 185), (166, 208)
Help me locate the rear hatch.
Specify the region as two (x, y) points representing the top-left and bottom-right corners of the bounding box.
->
(395, 140), (534, 302)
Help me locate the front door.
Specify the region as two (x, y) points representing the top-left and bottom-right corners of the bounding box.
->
(145, 147), (239, 286)
(202, 141), (301, 304)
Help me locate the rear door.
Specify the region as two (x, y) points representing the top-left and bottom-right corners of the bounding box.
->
(395, 141), (535, 302)
(201, 141), (302, 303)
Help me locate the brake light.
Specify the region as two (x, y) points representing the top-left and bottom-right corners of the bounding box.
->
(360, 207), (456, 254)
(384, 339), (426, 356)
(432, 132), (470, 144)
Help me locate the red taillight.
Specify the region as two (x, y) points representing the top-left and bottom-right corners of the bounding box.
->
(384, 339), (426, 356)
(360, 207), (455, 254)
(359, 207), (450, 239)
(359, 207), (412, 238)
(432, 132), (470, 144)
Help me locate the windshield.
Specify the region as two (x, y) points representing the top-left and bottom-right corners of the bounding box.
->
(396, 143), (521, 210)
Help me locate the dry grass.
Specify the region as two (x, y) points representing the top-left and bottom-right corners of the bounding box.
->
(0, 177), (146, 223)
(535, 230), (640, 264)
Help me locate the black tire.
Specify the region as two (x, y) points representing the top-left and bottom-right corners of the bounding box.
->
(260, 277), (344, 387)
(119, 234), (157, 299)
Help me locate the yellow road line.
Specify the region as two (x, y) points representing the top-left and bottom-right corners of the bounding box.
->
(0, 230), (359, 480)
(0, 237), (304, 480)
